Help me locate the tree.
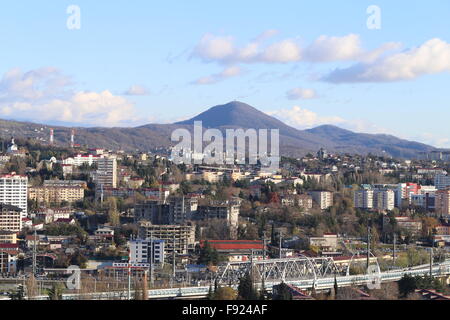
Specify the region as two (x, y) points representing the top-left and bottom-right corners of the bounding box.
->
(273, 283), (293, 300)
(398, 274), (417, 298)
(26, 274), (38, 299)
(213, 287), (238, 300)
(9, 285), (25, 300)
(197, 241), (223, 265)
(237, 272), (258, 300)
(70, 251), (88, 269)
(107, 197), (120, 226)
(47, 283), (64, 300)
(334, 275), (339, 297)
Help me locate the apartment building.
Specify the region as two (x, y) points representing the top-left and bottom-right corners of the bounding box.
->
(309, 234), (340, 252)
(134, 200), (170, 224)
(0, 231), (17, 244)
(168, 196), (198, 224)
(138, 221), (195, 258)
(435, 174), (450, 191)
(34, 208), (73, 224)
(0, 173), (27, 218)
(62, 154), (100, 167)
(435, 189), (450, 215)
(0, 204), (22, 232)
(29, 186), (84, 204)
(129, 238), (165, 265)
(354, 189), (374, 209)
(354, 187), (395, 211)
(308, 191), (333, 210)
(297, 194), (313, 210)
(96, 157), (117, 188)
(197, 200), (240, 230)
(373, 189), (395, 211)
(43, 180), (87, 188)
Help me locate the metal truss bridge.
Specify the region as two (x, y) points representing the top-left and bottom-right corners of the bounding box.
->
(214, 256), (341, 285)
(5, 257), (450, 300)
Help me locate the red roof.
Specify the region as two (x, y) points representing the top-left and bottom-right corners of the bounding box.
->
(200, 240), (264, 251)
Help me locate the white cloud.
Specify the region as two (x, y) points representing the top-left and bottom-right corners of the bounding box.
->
(192, 66), (243, 85)
(303, 34), (363, 62)
(260, 39), (302, 63)
(193, 31), (302, 64)
(124, 85), (150, 96)
(324, 38), (450, 83)
(193, 32), (400, 66)
(286, 88), (317, 100)
(411, 132), (450, 148)
(267, 105), (390, 134)
(0, 67), (139, 126)
(267, 106), (345, 129)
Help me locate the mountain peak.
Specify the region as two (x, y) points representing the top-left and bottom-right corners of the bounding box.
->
(175, 101), (288, 129)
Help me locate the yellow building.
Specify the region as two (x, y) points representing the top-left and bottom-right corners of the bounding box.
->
(0, 231), (17, 244)
(29, 186), (84, 204)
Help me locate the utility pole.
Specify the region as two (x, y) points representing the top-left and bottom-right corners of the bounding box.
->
(172, 234), (176, 288)
(367, 220), (371, 269)
(262, 232), (266, 293)
(150, 231), (154, 287)
(393, 233), (397, 267)
(279, 231), (283, 259)
(127, 259), (131, 300)
(429, 247), (433, 277)
(250, 249), (254, 284)
(32, 229), (37, 276)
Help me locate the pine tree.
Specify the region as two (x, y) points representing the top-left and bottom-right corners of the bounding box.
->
(334, 275), (339, 297)
(238, 272), (257, 300)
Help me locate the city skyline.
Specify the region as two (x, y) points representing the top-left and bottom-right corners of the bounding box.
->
(1, 1), (450, 148)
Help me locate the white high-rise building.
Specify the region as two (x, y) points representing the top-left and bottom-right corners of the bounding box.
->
(129, 238), (165, 265)
(0, 173), (27, 218)
(354, 189), (374, 209)
(96, 157), (117, 188)
(309, 191), (333, 210)
(373, 189), (395, 211)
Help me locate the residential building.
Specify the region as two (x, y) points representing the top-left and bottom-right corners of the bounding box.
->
(29, 186), (84, 204)
(199, 240), (265, 262)
(395, 217), (423, 236)
(354, 189), (374, 209)
(309, 234), (340, 252)
(33, 208), (73, 224)
(0, 173), (27, 218)
(435, 174), (450, 190)
(0, 249), (17, 274)
(373, 189), (395, 211)
(197, 199), (240, 231)
(297, 194), (313, 210)
(436, 189), (450, 215)
(134, 200), (170, 224)
(129, 238), (165, 265)
(43, 180), (87, 188)
(96, 157), (117, 188)
(308, 191), (333, 210)
(62, 154), (100, 167)
(0, 230), (17, 244)
(0, 204), (22, 232)
(138, 221), (195, 257)
(168, 196), (198, 224)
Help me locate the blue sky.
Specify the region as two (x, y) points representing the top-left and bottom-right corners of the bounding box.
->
(1, 1), (450, 147)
